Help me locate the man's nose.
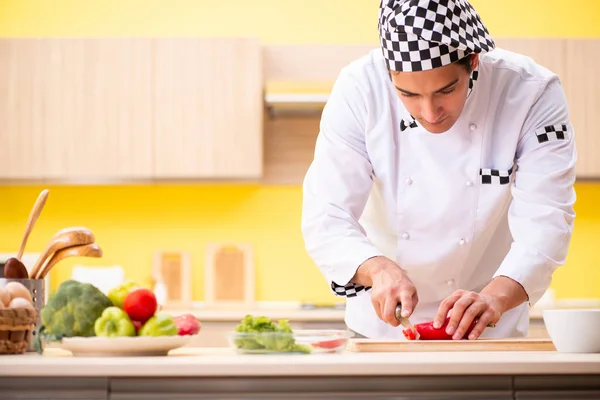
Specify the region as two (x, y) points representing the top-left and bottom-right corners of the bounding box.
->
(421, 99), (442, 123)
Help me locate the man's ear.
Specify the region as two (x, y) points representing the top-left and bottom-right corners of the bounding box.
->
(470, 54), (480, 71)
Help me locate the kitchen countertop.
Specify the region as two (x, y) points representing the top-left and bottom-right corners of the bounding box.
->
(1, 347), (599, 377)
(2, 347), (598, 398)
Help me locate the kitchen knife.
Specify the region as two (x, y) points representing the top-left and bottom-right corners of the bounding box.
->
(395, 303), (420, 340)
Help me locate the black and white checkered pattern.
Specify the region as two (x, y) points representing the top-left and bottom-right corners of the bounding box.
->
(469, 69), (478, 90)
(480, 166), (514, 185)
(331, 282), (371, 298)
(378, 0), (495, 72)
(400, 118), (418, 131)
(535, 124), (569, 143)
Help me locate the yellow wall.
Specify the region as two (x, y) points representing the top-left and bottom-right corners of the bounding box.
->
(0, 0), (599, 301)
(0, 0), (599, 40)
(0, 185), (333, 302)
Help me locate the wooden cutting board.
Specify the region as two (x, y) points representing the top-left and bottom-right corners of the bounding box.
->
(346, 338), (556, 352)
(153, 251), (192, 309)
(204, 242), (254, 307)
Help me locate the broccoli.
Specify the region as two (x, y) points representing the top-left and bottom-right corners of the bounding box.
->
(234, 315), (312, 354)
(40, 280), (113, 338)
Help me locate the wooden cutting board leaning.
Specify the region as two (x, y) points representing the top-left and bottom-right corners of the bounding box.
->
(204, 242), (255, 308)
(346, 338), (556, 352)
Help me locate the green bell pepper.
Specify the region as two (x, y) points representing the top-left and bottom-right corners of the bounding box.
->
(94, 307), (136, 337)
(138, 314), (178, 337)
(107, 280), (140, 309)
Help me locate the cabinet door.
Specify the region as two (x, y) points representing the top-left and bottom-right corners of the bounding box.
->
(152, 38), (263, 179)
(0, 39), (154, 181)
(563, 39), (600, 178)
(62, 39), (154, 180)
(0, 40), (62, 180)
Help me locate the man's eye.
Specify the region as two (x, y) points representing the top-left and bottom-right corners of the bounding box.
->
(440, 88), (455, 95)
(400, 92), (417, 98)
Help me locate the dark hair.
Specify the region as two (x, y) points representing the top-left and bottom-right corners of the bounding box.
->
(456, 54), (474, 73)
(388, 54), (474, 76)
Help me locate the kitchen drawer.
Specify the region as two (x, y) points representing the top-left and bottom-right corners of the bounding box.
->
(516, 391), (600, 399)
(110, 376), (512, 399)
(0, 377), (108, 399)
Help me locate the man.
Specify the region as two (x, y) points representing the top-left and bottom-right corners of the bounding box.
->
(301, 0), (576, 340)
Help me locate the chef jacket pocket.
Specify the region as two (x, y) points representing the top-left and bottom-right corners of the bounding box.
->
(479, 166), (514, 185)
(475, 165), (515, 224)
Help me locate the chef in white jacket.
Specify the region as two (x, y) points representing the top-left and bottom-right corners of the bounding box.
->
(301, 0), (577, 340)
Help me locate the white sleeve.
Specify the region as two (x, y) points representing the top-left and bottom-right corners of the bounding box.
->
(301, 68), (384, 296)
(493, 76), (577, 306)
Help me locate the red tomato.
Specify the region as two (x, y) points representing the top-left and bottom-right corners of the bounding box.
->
(123, 288), (157, 323)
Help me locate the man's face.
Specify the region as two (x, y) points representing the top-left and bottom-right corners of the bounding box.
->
(390, 55), (478, 134)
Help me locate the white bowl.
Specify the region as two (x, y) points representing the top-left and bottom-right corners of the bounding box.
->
(542, 309), (600, 353)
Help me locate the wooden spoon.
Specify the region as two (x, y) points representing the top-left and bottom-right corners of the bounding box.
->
(3, 189), (50, 279)
(36, 243), (103, 279)
(17, 189), (50, 260)
(30, 227), (95, 279)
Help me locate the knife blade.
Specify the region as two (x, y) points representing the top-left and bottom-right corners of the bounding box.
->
(395, 303), (420, 340)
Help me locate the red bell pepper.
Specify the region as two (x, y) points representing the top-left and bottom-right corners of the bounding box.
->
(402, 328), (417, 341)
(402, 317), (495, 340)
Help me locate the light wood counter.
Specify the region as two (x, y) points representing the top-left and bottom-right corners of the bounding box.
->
(1, 348), (598, 399)
(1, 347), (599, 377)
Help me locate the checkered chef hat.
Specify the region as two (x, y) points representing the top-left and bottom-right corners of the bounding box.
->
(378, 0), (495, 72)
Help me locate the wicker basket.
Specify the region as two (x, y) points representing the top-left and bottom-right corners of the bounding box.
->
(0, 308), (38, 355)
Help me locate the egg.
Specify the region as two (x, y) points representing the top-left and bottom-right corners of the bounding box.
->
(5, 282), (33, 303)
(8, 297), (34, 309)
(0, 287), (10, 307)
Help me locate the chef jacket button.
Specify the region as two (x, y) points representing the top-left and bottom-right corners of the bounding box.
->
(402, 232), (410, 240)
(405, 177), (413, 185)
(447, 279), (455, 286)
(469, 123), (477, 131)
(465, 180), (473, 187)
(459, 238), (466, 246)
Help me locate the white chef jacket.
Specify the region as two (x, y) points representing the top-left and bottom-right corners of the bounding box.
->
(301, 47), (577, 339)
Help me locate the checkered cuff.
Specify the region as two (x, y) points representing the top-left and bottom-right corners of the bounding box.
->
(330, 281), (372, 298)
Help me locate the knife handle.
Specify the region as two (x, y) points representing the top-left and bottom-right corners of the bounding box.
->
(395, 303), (403, 321)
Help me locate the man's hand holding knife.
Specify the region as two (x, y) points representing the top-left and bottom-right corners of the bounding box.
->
(352, 256), (419, 327)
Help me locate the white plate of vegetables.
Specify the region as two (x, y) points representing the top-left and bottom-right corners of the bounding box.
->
(37, 280), (201, 356)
